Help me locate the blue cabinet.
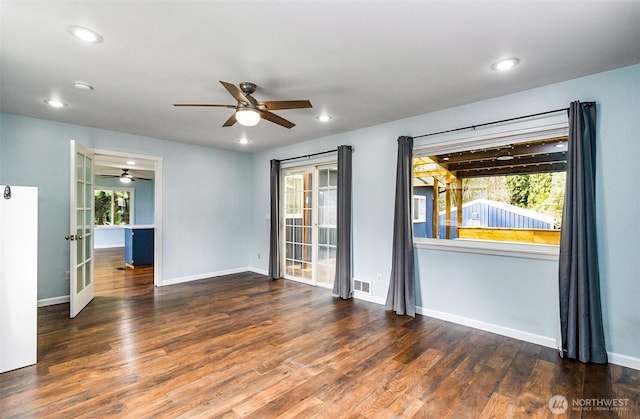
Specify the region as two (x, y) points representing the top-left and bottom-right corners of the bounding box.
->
(124, 226), (154, 267)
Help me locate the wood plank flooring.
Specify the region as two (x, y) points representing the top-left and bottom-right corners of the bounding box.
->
(1, 248), (639, 418)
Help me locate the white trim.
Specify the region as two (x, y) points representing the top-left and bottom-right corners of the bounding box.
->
(607, 352), (640, 371)
(280, 153), (337, 169)
(416, 307), (639, 371)
(417, 306), (557, 349)
(94, 244), (124, 249)
(93, 149), (162, 288)
(160, 266), (256, 286)
(352, 292), (386, 305)
(413, 122), (569, 155)
(94, 225), (126, 230)
(38, 295), (70, 307)
(414, 238), (559, 260)
(248, 267), (269, 276)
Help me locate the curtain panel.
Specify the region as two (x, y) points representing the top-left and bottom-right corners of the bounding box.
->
(386, 136), (416, 316)
(268, 159), (281, 279)
(558, 101), (607, 363)
(333, 145), (353, 299)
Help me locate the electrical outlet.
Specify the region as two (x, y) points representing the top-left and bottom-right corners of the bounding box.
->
(377, 273), (381, 281)
(257, 253), (261, 260)
(65, 271), (70, 281)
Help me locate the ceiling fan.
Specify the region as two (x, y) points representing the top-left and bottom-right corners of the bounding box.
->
(100, 169), (152, 183)
(173, 81), (312, 129)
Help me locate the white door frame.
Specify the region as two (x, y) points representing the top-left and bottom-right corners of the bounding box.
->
(280, 160), (337, 289)
(93, 149), (163, 287)
(281, 166), (316, 286)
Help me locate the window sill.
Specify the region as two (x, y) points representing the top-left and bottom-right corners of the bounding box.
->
(413, 238), (559, 261)
(95, 225), (130, 230)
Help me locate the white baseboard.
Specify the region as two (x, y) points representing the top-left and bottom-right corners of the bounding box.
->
(37, 295), (70, 307)
(248, 267), (269, 276)
(607, 351), (640, 371)
(353, 292), (386, 305)
(161, 266), (259, 286)
(416, 306), (557, 349)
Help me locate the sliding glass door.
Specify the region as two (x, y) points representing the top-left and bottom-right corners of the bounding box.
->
(282, 164), (337, 289)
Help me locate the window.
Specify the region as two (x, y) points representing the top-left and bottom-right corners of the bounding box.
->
(284, 174), (304, 219)
(412, 195), (426, 223)
(413, 134), (567, 245)
(94, 188), (134, 226)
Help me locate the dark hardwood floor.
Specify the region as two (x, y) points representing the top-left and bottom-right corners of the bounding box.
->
(1, 248), (639, 418)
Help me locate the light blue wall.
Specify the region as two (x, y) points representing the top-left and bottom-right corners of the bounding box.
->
(0, 114), (253, 299)
(1, 64), (637, 363)
(250, 64), (640, 361)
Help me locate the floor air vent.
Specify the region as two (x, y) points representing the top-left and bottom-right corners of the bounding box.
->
(353, 279), (371, 295)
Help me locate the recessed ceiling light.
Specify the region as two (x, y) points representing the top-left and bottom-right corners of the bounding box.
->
(555, 143), (565, 148)
(239, 138), (249, 145)
(44, 99), (67, 108)
(74, 81), (94, 91)
(67, 25), (103, 43)
(316, 114), (332, 122)
(126, 160), (136, 165)
(490, 58), (520, 72)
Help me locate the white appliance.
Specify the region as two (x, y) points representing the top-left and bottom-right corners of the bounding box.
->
(0, 185), (38, 373)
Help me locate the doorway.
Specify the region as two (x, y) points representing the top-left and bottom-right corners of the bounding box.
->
(281, 163), (337, 289)
(93, 150), (162, 293)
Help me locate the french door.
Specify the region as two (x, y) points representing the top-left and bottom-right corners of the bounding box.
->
(68, 141), (95, 318)
(282, 164), (337, 289)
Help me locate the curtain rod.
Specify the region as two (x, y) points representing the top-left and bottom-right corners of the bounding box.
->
(278, 145), (352, 163)
(413, 107), (569, 140)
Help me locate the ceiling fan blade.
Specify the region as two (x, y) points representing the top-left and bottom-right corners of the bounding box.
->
(259, 110), (295, 129)
(222, 112), (237, 127)
(173, 103), (236, 108)
(260, 100), (312, 110)
(220, 81), (250, 105)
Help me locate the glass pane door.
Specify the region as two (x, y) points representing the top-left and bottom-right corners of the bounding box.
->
(70, 141), (94, 318)
(281, 164), (337, 289)
(283, 170), (314, 283)
(316, 167), (337, 288)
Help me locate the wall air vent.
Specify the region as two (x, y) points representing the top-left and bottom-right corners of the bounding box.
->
(353, 279), (372, 295)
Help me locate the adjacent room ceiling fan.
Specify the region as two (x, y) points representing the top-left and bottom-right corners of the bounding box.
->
(173, 81), (312, 129)
(100, 169), (153, 184)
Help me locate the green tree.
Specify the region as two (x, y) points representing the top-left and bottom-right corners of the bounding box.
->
(506, 175), (531, 207)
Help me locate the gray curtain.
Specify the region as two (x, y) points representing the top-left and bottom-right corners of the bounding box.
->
(386, 136), (415, 316)
(268, 159), (281, 279)
(333, 145), (353, 299)
(559, 101), (607, 363)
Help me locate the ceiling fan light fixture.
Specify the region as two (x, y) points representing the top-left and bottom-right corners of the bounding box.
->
(235, 109), (260, 126)
(120, 169), (134, 183)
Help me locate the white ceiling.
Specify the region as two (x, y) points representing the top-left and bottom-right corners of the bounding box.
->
(1, 1), (639, 153)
